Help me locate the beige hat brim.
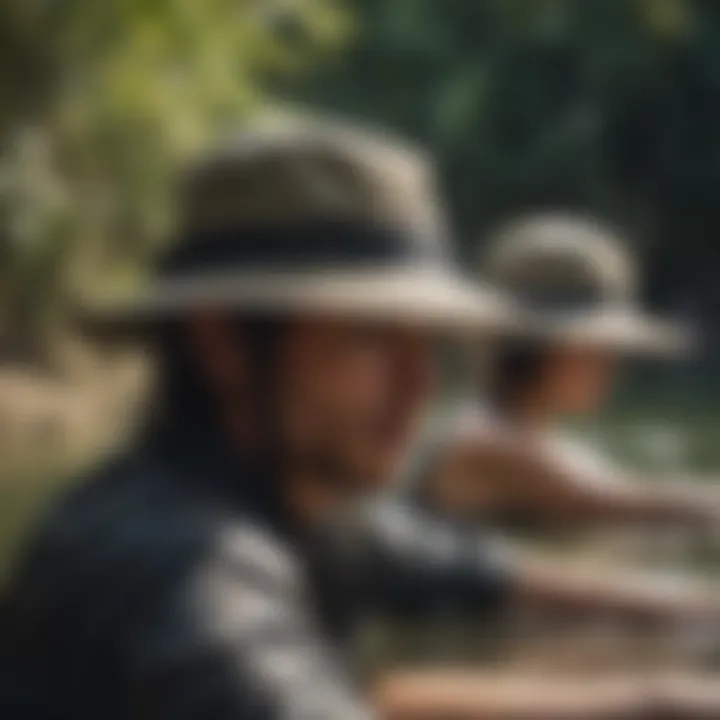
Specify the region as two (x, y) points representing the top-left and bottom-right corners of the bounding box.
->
(533, 307), (693, 357)
(80, 266), (518, 340)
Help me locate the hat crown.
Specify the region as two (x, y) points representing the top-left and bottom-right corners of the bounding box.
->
(174, 117), (447, 262)
(483, 213), (636, 309)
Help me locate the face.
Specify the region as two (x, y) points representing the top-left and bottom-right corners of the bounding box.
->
(276, 318), (438, 489)
(540, 344), (618, 417)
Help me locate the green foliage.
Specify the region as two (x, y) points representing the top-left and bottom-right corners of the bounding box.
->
(0, 0), (348, 360)
(6, 0), (720, 358)
(302, 0), (720, 298)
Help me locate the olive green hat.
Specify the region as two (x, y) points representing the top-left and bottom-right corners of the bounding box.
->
(83, 116), (515, 336)
(482, 213), (692, 356)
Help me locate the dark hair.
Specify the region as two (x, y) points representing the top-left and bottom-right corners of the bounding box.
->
(141, 315), (289, 518)
(147, 314), (284, 441)
(151, 320), (211, 433)
(486, 337), (549, 413)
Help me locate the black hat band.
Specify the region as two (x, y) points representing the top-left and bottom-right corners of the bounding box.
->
(158, 220), (448, 276)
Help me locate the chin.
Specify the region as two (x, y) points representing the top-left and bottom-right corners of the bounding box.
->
(345, 435), (410, 492)
(351, 457), (401, 492)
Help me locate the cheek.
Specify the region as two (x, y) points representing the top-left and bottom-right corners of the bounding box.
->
(588, 361), (616, 398)
(561, 359), (615, 408)
(286, 343), (387, 431)
(331, 351), (391, 418)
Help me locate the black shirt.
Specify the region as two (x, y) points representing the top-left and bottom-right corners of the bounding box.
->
(0, 429), (512, 720)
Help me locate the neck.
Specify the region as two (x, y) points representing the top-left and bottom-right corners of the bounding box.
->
(285, 470), (352, 529)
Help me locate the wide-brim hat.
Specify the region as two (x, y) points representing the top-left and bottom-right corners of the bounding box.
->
(529, 305), (689, 356)
(83, 265), (517, 337)
(482, 213), (692, 356)
(82, 116), (517, 339)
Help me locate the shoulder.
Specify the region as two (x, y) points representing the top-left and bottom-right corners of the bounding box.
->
(11, 451), (217, 582)
(425, 402), (511, 463)
(417, 402), (513, 485)
(424, 401), (499, 443)
(403, 402), (496, 485)
(546, 431), (621, 488)
(3, 449), (300, 642)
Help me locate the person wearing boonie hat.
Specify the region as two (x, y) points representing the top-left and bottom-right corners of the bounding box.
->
(1, 124), (717, 720)
(415, 212), (720, 531)
(0, 115), (532, 720)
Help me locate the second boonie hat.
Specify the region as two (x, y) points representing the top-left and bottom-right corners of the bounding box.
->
(482, 212), (691, 355)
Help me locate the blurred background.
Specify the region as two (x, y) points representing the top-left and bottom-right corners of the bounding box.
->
(1, 0), (720, 651)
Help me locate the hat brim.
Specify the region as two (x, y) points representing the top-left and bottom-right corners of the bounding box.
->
(79, 267), (519, 341)
(532, 308), (693, 357)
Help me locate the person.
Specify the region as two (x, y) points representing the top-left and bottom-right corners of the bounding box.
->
(0, 121), (717, 720)
(417, 213), (720, 530)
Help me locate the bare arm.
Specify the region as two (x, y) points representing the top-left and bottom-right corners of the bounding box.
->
(353, 498), (717, 630)
(432, 426), (718, 528)
(511, 546), (717, 624)
(373, 670), (652, 719)
(374, 670), (720, 719)
(628, 475), (720, 523)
